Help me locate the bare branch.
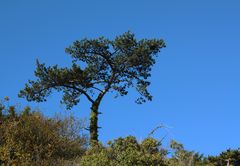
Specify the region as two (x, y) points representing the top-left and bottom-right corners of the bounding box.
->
(148, 123), (173, 140)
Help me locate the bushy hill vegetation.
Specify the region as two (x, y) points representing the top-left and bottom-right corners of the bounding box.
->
(0, 98), (239, 165)
(0, 97), (87, 165)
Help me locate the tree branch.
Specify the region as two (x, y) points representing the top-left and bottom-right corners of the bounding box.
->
(85, 51), (115, 71)
(42, 68), (95, 104)
(91, 86), (103, 93)
(95, 72), (116, 104)
(62, 84), (94, 103)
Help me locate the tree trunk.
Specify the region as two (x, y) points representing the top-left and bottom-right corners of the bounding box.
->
(89, 87), (109, 146)
(89, 102), (100, 146)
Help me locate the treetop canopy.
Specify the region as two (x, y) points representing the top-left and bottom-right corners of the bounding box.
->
(19, 31), (166, 109)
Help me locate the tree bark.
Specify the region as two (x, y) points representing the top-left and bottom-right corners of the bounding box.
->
(89, 74), (114, 146)
(89, 101), (100, 146)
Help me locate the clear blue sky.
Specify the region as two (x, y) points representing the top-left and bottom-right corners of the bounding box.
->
(1, 0), (240, 156)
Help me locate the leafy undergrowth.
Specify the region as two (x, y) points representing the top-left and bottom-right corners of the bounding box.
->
(0, 99), (239, 166)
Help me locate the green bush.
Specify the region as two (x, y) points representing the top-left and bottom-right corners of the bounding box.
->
(0, 99), (87, 165)
(207, 149), (240, 166)
(79, 136), (167, 166)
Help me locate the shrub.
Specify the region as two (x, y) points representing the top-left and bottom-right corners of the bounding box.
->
(79, 136), (167, 166)
(0, 99), (87, 165)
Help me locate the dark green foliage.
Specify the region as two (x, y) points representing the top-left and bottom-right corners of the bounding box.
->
(0, 99), (87, 165)
(206, 149), (240, 166)
(19, 31), (166, 145)
(79, 136), (167, 166)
